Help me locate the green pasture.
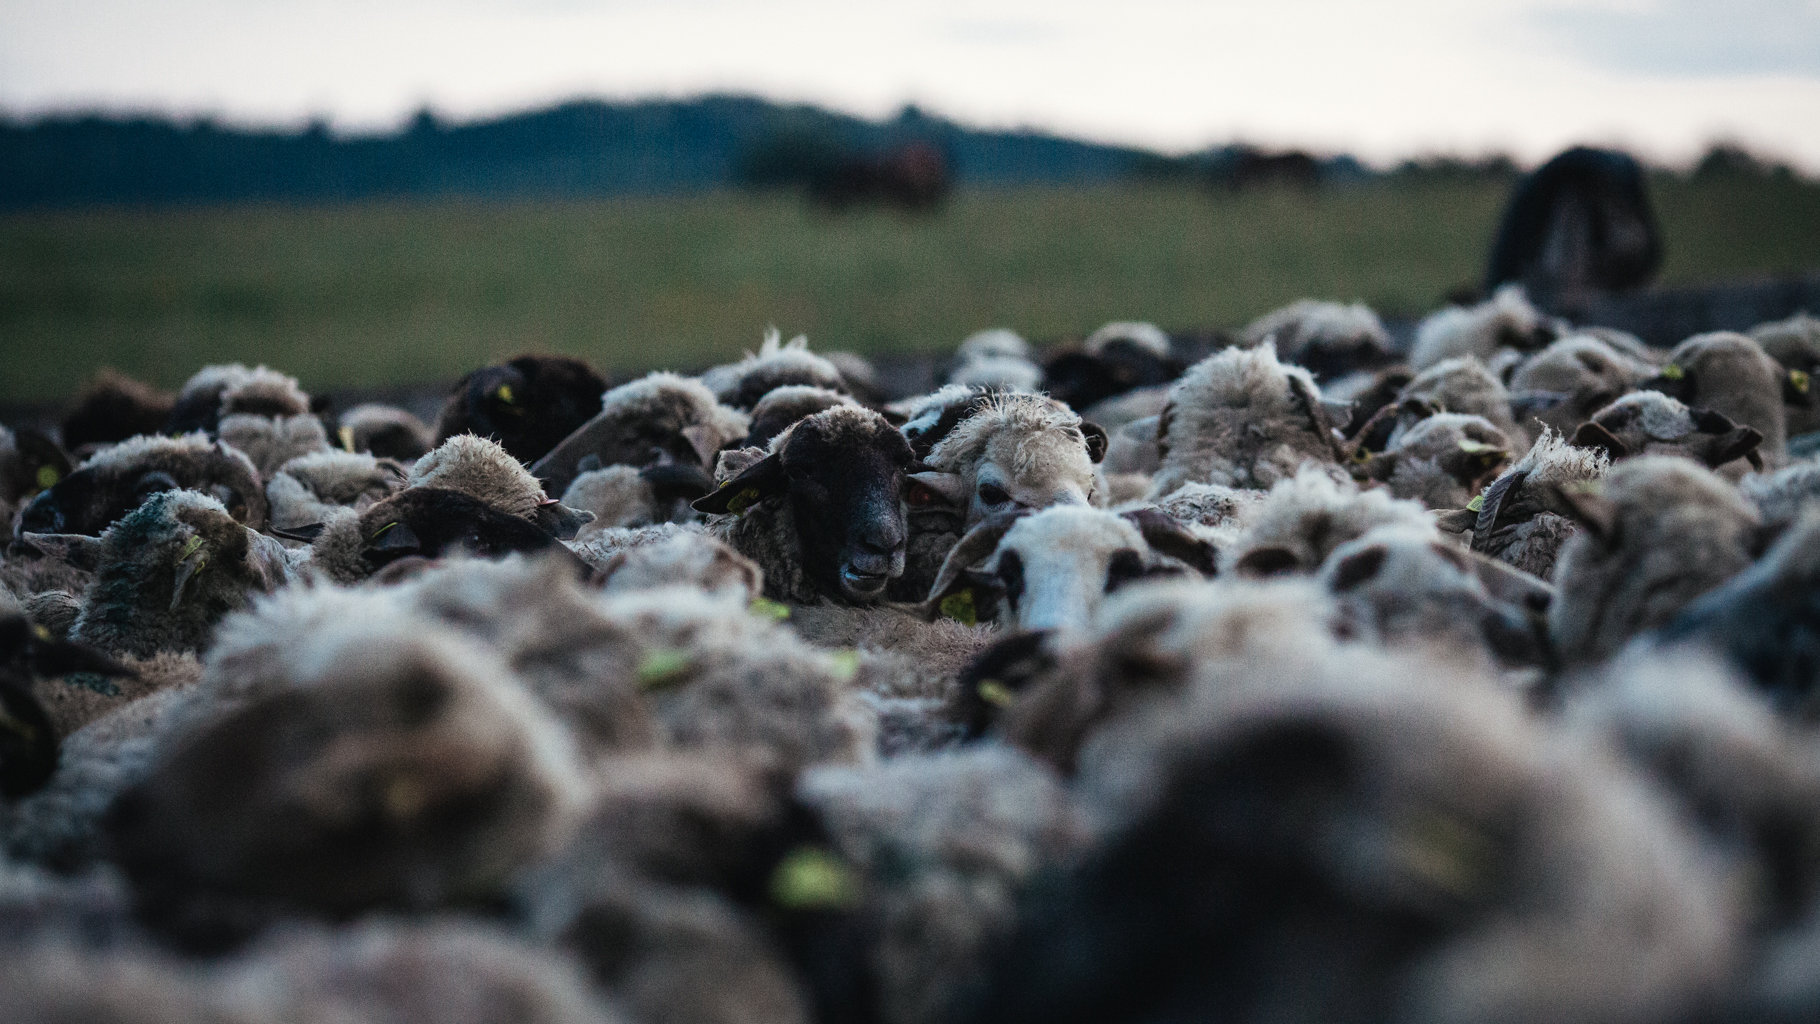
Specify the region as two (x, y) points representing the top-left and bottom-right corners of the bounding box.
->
(3, 175), (1819, 402)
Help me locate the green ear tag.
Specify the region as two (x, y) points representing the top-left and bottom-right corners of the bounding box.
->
(977, 679), (1015, 708)
(1661, 363), (1684, 380)
(373, 521), (398, 538)
(769, 846), (859, 910)
(725, 487), (763, 515)
(939, 588), (978, 627)
(35, 465), (60, 491)
(1457, 439), (1492, 454)
(338, 425), (357, 452)
(1466, 494), (1485, 513)
(749, 597), (791, 620)
(1793, 369), (1811, 394)
(495, 383), (515, 404)
(636, 648), (693, 690)
(828, 649), (861, 683)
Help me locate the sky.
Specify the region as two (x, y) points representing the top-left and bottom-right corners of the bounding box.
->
(3, 0), (1818, 170)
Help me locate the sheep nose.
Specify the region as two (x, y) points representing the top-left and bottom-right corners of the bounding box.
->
(858, 520), (905, 555)
(19, 493), (62, 536)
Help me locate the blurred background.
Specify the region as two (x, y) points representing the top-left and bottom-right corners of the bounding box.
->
(3, 0), (1818, 404)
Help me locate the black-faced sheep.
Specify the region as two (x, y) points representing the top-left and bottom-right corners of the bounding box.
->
(1042, 321), (1180, 412)
(410, 433), (593, 539)
(17, 433), (267, 538)
(160, 363), (258, 435)
(0, 424), (71, 512)
(530, 372), (748, 500)
(434, 353), (609, 464)
(1240, 298), (1395, 382)
(696, 407), (918, 605)
(57, 369), (174, 456)
(1648, 331), (1792, 471)
(301, 487), (585, 586)
(0, 605), (133, 799)
(334, 401), (437, 461)
(1149, 342), (1345, 498)
(699, 330), (848, 412)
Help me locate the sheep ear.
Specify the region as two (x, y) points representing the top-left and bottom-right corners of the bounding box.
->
(692, 453), (787, 515)
(680, 424), (725, 468)
(1473, 469), (1528, 538)
(1432, 508), (1478, 535)
(926, 511), (1027, 603)
(1287, 374), (1349, 463)
(17, 533), (107, 573)
(926, 569), (1006, 627)
(1234, 545), (1300, 578)
(1120, 508), (1216, 576)
(269, 522), (326, 543)
(1642, 368), (1696, 402)
(1785, 368), (1815, 407)
(1547, 483), (1619, 542)
(1508, 390), (1570, 419)
(370, 519), (422, 553)
(1328, 545), (1387, 592)
(1702, 425), (1764, 470)
(1080, 421), (1109, 463)
(530, 500), (595, 541)
(1570, 422), (1628, 461)
(907, 471), (967, 508)
(641, 462), (716, 506)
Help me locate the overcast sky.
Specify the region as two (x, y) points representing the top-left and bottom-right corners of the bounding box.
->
(3, 0), (1818, 169)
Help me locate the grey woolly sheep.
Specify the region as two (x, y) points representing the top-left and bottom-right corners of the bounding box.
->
(1363, 412), (1513, 510)
(1240, 298), (1395, 381)
(161, 362), (255, 435)
(335, 401), (437, 461)
(215, 413), (330, 480)
(1650, 330), (1792, 471)
(1573, 389), (1764, 470)
(798, 744), (1090, 1024)
(742, 385), (859, 450)
(216, 365), (310, 419)
(263, 448), (407, 534)
(1409, 283), (1562, 370)
(531, 371), (748, 499)
(562, 464), (711, 536)
(697, 406), (919, 606)
(1223, 464), (1433, 577)
(1148, 341), (1345, 498)
(577, 523), (764, 602)
(1739, 456), (1820, 531)
(1098, 414), (1161, 477)
(412, 433), (594, 538)
(65, 490), (287, 659)
(1391, 355), (1527, 452)
(17, 432), (268, 537)
(1549, 455), (1762, 665)
(699, 329), (848, 412)
(1506, 333), (1652, 439)
(949, 329), (1044, 392)
(1456, 426), (1612, 579)
(1751, 311), (1820, 438)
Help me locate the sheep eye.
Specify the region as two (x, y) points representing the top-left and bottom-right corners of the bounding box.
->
(978, 483), (1012, 506)
(906, 481), (942, 507)
(1105, 549), (1146, 594)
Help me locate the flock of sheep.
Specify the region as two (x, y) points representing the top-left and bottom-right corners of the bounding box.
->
(2, 288), (1820, 1024)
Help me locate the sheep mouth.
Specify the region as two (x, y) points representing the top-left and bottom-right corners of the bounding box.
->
(839, 566), (891, 595)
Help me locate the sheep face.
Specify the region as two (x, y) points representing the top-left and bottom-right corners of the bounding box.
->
(434, 354), (608, 464)
(1648, 331), (1791, 469)
(1508, 335), (1650, 439)
(349, 487), (585, 577)
(1367, 413), (1512, 511)
(1574, 390), (1763, 470)
(922, 393), (1105, 530)
(17, 435), (266, 538)
(531, 373), (741, 498)
(698, 407), (916, 603)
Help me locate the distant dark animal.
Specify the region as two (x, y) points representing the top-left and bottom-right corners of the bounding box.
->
(1484, 147), (1662, 309)
(1228, 148), (1320, 190)
(434, 355), (608, 465)
(810, 143), (949, 213)
(59, 369), (174, 454)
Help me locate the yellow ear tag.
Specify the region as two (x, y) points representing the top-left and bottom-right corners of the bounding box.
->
(828, 649), (861, 683)
(32, 624), (52, 642)
(495, 383), (515, 404)
(1351, 447), (1372, 464)
(338, 425), (357, 452)
(725, 487), (763, 515)
(1457, 439), (1492, 454)
(1661, 363), (1684, 380)
(373, 521), (398, 539)
(35, 465), (60, 491)
(769, 846), (860, 910)
(636, 648), (693, 690)
(1792, 369), (1811, 394)
(1466, 494), (1485, 513)
(977, 679), (1015, 708)
(749, 597), (791, 621)
(176, 534), (206, 564)
(939, 588), (978, 627)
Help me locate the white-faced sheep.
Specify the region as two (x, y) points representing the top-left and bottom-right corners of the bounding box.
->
(1148, 342), (1346, 498)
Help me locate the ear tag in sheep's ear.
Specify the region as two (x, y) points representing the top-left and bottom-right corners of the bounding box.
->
(337, 425), (357, 453)
(827, 649), (861, 683)
(976, 679), (1015, 708)
(1392, 807), (1493, 901)
(34, 465), (59, 491)
(636, 648), (693, 690)
(171, 535), (209, 612)
(1661, 363), (1684, 381)
(749, 597), (791, 621)
(1457, 439), (1494, 454)
(495, 383), (515, 404)
(1793, 369), (1811, 394)
(0, 707), (36, 743)
(769, 845), (860, 911)
(1466, 494), (1485, 513)
(939, 588), (978, 627)
(725, 487), (763, 516)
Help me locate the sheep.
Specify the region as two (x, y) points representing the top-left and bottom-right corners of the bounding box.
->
(215, 412), (330, 481)
(334, 401), (437, 460)
(0, 423), (70, 510)
(797, 744), (1090, 1024)
(699, 330), (848, 412)
(531, 371), (749, 500)
(1505, 333), (1652, 439)
(1146, 480), (1262, 528)
(434, 353), (609, 464)
(573, 524), (763, 602)
(1360, 412), (1513, 510)
(30, 649), (199, 744)
(695, 406), (918, 605)
(216, 365), (311, 420)
(1549, 455), (1763, 666)
(1223, 464), (1433, 577)
(1572, 389), (1765, 470)
(1409, 283), (1563, 370)
(0, 604), (135, 799)
(1453, 426), (1612, 579)
(108, 590), (588, 945)
(1239, 298), (1395, 382)
(1655, 507), (1820, 719)
(1751, 310), (1820, 438)
(64, 490), (286, 659)
(923, 506), (1216, 634)
(16, 432), (267, 537)
(894, 384), (995, 460)
(916, 391), (1106, 527)
(160, 363), (256, 435)
(299, 486), (587, 586)
(1148, 341), (1345, 498)
(958, 648), (1737, 1024)
(955, 327), (1032, 364)
(1648, 330), (1793, 471)
(949, 329), (1042, 393)
(263, 448), (408, 534)
(57, 368), (173, 456)
(741, 385), (858, 450)
(411, 434), (594, 539)
(1042, 321), (1180, 412)
(1739, 456), (1820, 532)
(561, 463), (712, 536)
(1382, 355), (1527, 454)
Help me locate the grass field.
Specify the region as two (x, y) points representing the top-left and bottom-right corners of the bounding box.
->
(4, 175), (1820, 402)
